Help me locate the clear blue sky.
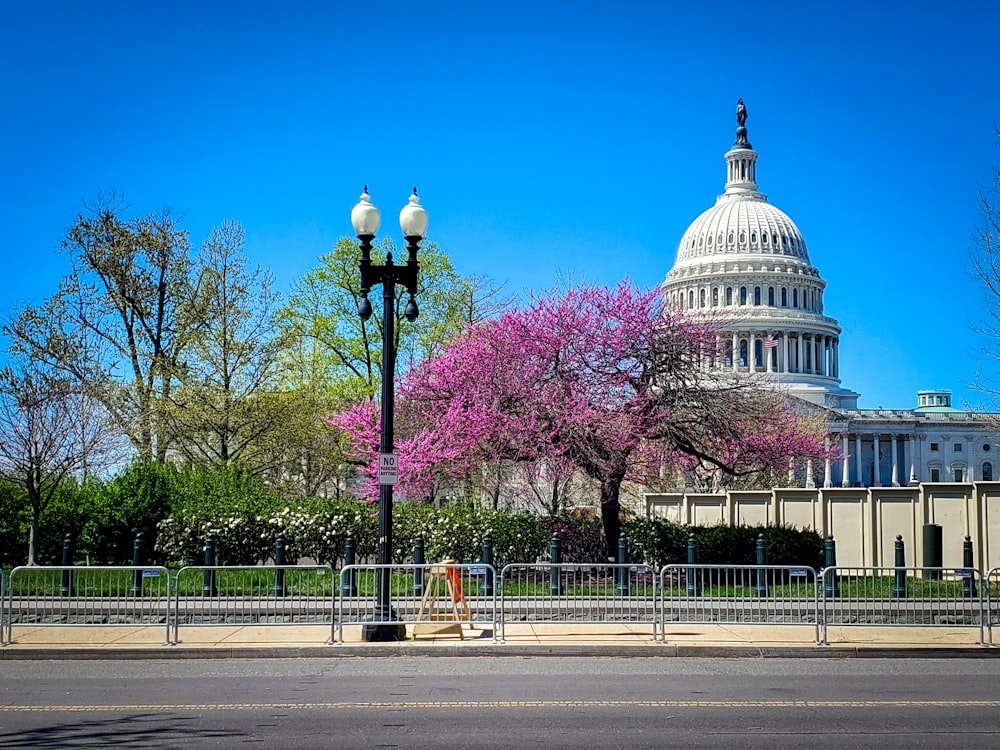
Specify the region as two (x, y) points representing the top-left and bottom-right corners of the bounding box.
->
(2, 0), (999, 410)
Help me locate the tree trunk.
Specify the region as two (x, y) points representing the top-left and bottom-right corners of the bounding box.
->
(599, 472), (625, 561)
(28, 505), (40, 566)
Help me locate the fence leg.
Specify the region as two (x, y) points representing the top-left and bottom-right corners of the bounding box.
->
(755, 533), (770, 597)
(203, 536), (218, 597)
(686, 534), (701, 596)
(823, 535), (840, 598)
(60, 534), (74, 597)
(131, 533), (145, 597)
(549, 534), (563, 596)
(412, 536), (425, 596)
(341, 536), (357, 597)
(963, 535), (978, 599)
(272, 536), (287, 597)
(615, 533), (630, 595)
(892, 535), (907, 599)
(480, 535), (494, 596)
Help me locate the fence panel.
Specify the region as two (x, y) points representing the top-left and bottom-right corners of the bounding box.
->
(497, 563), (658, 642)
(336, 563), (497, 644)
(6, 565), (172, 644)
(659, 564), (820, 643)
(0, 567), (6, 645)
(819, 566), (986, 645)
(172, 565), (336, 643)
(989, 568), (1000, 646)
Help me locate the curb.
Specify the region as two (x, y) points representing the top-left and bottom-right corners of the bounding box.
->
(2, 644), (997, 660)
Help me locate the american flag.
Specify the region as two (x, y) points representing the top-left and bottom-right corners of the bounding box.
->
(764, 334), (779, 349)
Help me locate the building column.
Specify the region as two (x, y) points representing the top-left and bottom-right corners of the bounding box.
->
(796, 334), (803, 374)
(854, 435), (862, 487)
(806, 458), (815, 488)
(823, 435), (832, 488)
(841, 433), (850, 486)
(873, 434), (881, 486)
(891, 434), (899, 486)
(732, 331), (738, 372)
(782, 332), (789, 373)
(788, 457), (795, 485)
(908, 435), (918, 484)
(749, 332), (757, 372)
(766, 333), (773, 373)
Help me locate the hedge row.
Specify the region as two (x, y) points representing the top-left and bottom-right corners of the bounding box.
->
(0, 460), (822, 569)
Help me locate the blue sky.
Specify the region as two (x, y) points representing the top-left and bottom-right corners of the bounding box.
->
(2, 0), (999, 410)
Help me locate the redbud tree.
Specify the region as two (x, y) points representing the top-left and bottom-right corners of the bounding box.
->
(332, 282), (831, 558)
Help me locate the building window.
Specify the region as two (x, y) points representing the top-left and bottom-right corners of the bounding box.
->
(768, 287), (775, 306)
(725, 287), (733, 306)
(954, 443), (963, 452)
(712, 287), (719, 306)
(984, 462), (994, 481)
(984, 443), (991, 452)
(754, 287), (761, 305)
(689, 291), (694, 308)
(739, 339), (748, 367)
(740, 287), (747, 305)
(954, 467), (965, 482)
(793, 289), (798, 308)
(930, 468), (941, 482)
(700, 289), (706, 308)
(781, 288), (787, 307)
(930, 443), (939, 451)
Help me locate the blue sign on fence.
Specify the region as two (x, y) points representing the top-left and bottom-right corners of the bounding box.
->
(142, 569), (161, 577)
(789, 568), (809, 577)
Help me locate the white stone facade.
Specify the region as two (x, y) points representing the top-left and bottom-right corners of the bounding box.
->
(662, 105), (999, 487)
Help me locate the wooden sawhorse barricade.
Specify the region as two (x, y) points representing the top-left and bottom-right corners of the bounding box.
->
(412, 560), (472, 639)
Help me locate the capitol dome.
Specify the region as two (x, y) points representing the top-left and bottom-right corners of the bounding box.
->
(662, 101), (859, 409)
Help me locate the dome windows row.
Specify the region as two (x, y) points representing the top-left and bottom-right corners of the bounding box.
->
(673, 283), (824, 313)
(686, 230), (805, 257)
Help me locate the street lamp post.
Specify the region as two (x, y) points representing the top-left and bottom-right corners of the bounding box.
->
(351, 186), (427, 642)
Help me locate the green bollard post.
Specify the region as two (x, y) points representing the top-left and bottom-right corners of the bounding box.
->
(412, 535), (425, 596)
(823, 535), (840, 598)
(755, 533), (770, 597)
(892, 534), (907, 599)
(202, 536), (218, 597)
(340, 535), (357, 597)
(615, 532), (630, 595)
(480, 535), (494, 596)
(686, 533), (702, 596)
(272, 535), (287, 597)
(549, 534), (563, 596)
(60, 534), (74, 597)
(130, 532), (145, 597)
(962, 535), (978, 598)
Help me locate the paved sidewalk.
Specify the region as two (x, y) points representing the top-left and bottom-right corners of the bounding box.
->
(2, 621), (996, 659)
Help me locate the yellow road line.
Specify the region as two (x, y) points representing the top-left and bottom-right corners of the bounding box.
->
(3, 699), (1000, 712)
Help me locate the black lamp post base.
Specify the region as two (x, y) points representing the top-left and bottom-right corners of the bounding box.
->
(362, 622), (407, 642)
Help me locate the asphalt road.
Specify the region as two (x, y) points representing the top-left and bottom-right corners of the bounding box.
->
(3, 657), (1000, 749)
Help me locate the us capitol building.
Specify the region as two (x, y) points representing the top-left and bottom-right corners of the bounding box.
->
(661, 101), (999, 490)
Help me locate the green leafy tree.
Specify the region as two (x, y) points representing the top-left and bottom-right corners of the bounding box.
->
(279, 237), (509, 402)
(165, 220), (289, 469)
(5, 195), (193, 461)
(0, 362), (124, 563)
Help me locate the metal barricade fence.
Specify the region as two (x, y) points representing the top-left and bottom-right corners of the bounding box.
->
(659, 564), (820, 643)
(336, 563), (497, 644)
(0, 567), (6, 645)
(819, 566), (986, 645)
(6, 565), (172, 645)
(497, 563), (658, 642)
(172, 565), (336, 644)
(988, 568), (1000, 646)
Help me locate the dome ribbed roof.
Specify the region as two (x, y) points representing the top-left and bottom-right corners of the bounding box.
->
(674, 196), (809, 267)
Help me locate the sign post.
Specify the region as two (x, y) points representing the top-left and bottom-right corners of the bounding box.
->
(379, 453), (398, 485)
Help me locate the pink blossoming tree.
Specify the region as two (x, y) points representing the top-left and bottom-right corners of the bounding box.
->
(332, 282), (832, 557)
